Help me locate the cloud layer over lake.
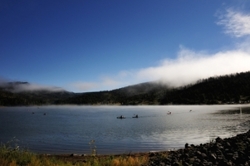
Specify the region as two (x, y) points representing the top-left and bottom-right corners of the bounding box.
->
(70, 8), (250, 92)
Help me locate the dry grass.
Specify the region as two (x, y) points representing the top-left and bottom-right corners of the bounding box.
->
(54, 154), (149, 166)
(0, 142), (149, 166)
(0, 138), (149, 166)
(109, 156), (148, 166)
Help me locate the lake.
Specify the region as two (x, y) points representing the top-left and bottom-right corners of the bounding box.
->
(0, 105), (250, 155)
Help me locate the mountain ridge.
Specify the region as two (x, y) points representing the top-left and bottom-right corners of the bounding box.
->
(0, 71), (250, 106)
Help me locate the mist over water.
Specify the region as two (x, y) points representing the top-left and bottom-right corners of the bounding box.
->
(0, 105), (249, 155)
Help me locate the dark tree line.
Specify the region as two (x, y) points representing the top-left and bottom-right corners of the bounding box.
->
(160, 72), (250, 104)
(1, 71), (250, 106)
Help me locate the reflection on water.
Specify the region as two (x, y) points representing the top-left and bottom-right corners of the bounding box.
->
(0, 105), (250, 154)
(213, 107), (250, 114)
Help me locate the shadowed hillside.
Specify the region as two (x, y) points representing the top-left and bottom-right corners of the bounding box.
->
(0, 82), (74, 106)
(59, 71), (250, 105)
(0, 71), (250, 106)
(160, 71), (250, 105)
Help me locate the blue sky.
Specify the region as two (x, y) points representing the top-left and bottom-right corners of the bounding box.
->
(1, 0), (250, 92)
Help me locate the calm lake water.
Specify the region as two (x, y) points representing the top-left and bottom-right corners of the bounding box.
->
(0, 105), (250, 155)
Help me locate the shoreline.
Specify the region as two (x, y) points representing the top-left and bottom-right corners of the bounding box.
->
(49, 130), (250, 165)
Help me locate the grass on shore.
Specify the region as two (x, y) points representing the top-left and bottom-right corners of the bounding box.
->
(0, 143), (149, 166)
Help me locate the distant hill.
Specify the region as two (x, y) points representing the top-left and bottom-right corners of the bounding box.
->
(0, 82), (74, 106)
(60, 82), (170, 105)
(0, 71), (250, 106)
(57, 71), (250, 105)
(160, 71), (250, 105)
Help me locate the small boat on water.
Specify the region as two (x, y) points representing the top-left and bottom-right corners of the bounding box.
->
(133, 114), (139, 118)
(117, 115), (125, 119)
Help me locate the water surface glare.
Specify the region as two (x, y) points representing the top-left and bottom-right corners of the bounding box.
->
(0, 105), (250, 155)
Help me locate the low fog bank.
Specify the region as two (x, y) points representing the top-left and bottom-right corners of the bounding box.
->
(0, 80), (65, 93)
(139, 48), (250, 88)
(69, 8), (250, 92)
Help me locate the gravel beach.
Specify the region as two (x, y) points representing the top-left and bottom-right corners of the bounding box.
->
(52, 129), (250, 165)
(146, 130), (250, 166)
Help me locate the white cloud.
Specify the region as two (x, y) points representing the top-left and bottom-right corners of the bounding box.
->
(71, 82), (98, 92)
(70, 77), (123, 92)
(217, 8), (250, 37)
(17, 84), (64, 92)
(70, 9), (250, 92)
(137, 47), (250, 87)
(101, 77), (120, 87)
(71, 46), (250, 92)
(0, 81), (64, 92)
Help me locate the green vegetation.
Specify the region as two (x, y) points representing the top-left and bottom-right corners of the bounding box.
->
(0, 142), (148, 166)
(0, 139), (67, 166)
(1, 71), (250, 106)
(89, 140), (97, 156)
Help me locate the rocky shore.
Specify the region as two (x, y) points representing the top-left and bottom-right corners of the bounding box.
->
(51, 130), (250, 165)
(146, 130), (250, 166)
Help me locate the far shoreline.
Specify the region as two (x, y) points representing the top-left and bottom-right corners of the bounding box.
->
(1, 103), (250, 107)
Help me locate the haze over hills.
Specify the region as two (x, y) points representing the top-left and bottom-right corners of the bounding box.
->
(0, 71), (250, 106)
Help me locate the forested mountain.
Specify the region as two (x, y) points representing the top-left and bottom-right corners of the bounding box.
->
(0, 71), (250, 106)
(59, 82), (169, 105)
(160, 72), (250, 104)
(0, 82), (74, 106)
